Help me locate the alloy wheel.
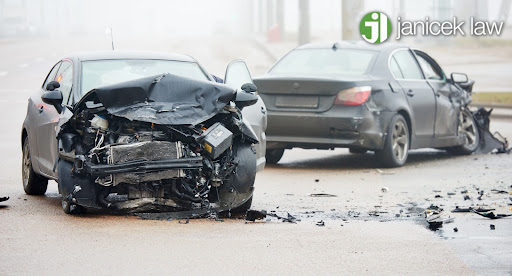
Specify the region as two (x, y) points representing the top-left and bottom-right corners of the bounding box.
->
(392, 120), (409, 162)
(22, 142), (31, 189)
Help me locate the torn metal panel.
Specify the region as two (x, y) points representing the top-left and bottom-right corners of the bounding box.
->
(473, 107), (510, 153)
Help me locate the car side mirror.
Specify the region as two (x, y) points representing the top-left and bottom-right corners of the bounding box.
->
(235, 87), (259, 109)
(46, 80), (60, 91)
(41, 90), (63, 113)
(451, 73), (468, 84)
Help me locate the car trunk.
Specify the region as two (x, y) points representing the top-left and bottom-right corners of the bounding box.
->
(254, 75), (371, 112)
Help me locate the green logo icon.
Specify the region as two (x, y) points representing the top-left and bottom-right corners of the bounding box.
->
(360, 12), (391, 43)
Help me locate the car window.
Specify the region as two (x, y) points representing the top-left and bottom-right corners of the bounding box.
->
(269, 48), (377, 76)
(389, 57), (404, 79)
(81, 59), (209, 95)
(414, 51), (444, 81)
(55, 61), (73, 104)
(392, 50), (424, 80)
(42, 62), (61, 90)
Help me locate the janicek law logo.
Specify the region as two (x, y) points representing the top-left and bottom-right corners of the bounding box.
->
(360, 12), (392, 43)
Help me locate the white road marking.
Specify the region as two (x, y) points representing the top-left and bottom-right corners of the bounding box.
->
(0, 71), (7, 77)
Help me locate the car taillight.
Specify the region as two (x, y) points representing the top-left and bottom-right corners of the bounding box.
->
(334, 86), (371, 106)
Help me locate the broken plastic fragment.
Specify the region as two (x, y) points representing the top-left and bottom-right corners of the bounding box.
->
(472, 209), (512, 219)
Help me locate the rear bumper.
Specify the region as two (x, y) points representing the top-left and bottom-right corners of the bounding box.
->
(265, 105), (393, 150)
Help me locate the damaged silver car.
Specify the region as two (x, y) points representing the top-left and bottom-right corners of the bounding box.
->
(21, 51), (266, 214)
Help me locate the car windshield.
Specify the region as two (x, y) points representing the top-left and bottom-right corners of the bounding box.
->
(81, 59), (209, 94)
(269, 48), (377, 76)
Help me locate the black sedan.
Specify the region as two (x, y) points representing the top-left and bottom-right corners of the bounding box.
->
(254, 41), (478, 167)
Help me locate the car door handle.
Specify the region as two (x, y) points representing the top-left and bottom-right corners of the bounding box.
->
(38, 106), (44, 113)
(407, 90), (414, 97)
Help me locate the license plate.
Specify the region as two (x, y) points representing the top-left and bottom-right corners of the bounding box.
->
(275, 96), (319, 108)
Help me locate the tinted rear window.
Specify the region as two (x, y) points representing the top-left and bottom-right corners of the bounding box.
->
(269, 48), (377, 76)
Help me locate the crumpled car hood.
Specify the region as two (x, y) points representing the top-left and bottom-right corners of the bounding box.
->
(75, 73), (236, 125)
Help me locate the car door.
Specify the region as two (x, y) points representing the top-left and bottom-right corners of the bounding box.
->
(390, 49), (436, 140)
(224, 60), (267, 172)
(29, 62), (61, 174)
(413, 50), (459, 137)
(36, 60), (73, 177)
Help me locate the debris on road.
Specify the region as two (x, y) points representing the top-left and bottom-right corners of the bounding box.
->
(490, 224), (496, 230)
(453, 227), (458, 232)
(308, 193), (337, 197)
(447, 192), (456, 196)
(491, 189), (510, 194)
(464, 195), (471, 200)
(472, 209), (512, 219)
(0, 196), (9, 202)
(178, 218), (190, 224)
(381, 187), (389, 193)
(316, 220), (325, 226)
(425, 205), (444, 231)
(452, 207), (495, 213)
(245, 210), (298, 223)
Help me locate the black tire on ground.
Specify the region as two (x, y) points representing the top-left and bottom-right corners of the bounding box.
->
(230, 196), (253, 215)
(22, 136), (48, 195)
(375, 114), (410, 168)
(446, 109), (480, 155)
(349, 148), (367, 154)
(266, 148), (285, 164)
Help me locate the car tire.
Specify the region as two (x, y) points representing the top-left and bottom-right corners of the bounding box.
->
(375, 114), (409, 168)
(22, 136), (48, 195)
(446, 109), (480, 155)
(266, 148), (284, 164)
(230, 196), (253, 215)
(349, 148), (367, 154)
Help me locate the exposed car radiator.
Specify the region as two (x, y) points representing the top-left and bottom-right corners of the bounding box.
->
(108, 141), (184, 185)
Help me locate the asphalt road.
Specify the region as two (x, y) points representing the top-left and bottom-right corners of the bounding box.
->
(1, 36), (511, 275)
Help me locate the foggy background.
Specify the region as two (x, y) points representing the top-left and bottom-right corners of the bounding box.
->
(0, 0), (511, 91)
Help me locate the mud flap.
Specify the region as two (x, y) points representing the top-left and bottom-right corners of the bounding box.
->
(473, 108), (510, 154)
(58, 159), (100, 208)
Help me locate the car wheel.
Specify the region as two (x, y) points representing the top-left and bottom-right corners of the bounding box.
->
(447, 109), (480, 155)
(62, 198), (87, 215)
(266, 148), (284, 164)
(349, 148), (367, 154)
(230, 196), (253, 215)
(375, 114), (409, 167)
(22, 136), (48, 195)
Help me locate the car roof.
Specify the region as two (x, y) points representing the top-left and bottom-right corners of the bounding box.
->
(295, 41), (409, 52)
(64, 51), (197, 62)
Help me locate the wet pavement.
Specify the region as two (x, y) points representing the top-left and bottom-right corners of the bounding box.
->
(0, 35), (511, 275)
